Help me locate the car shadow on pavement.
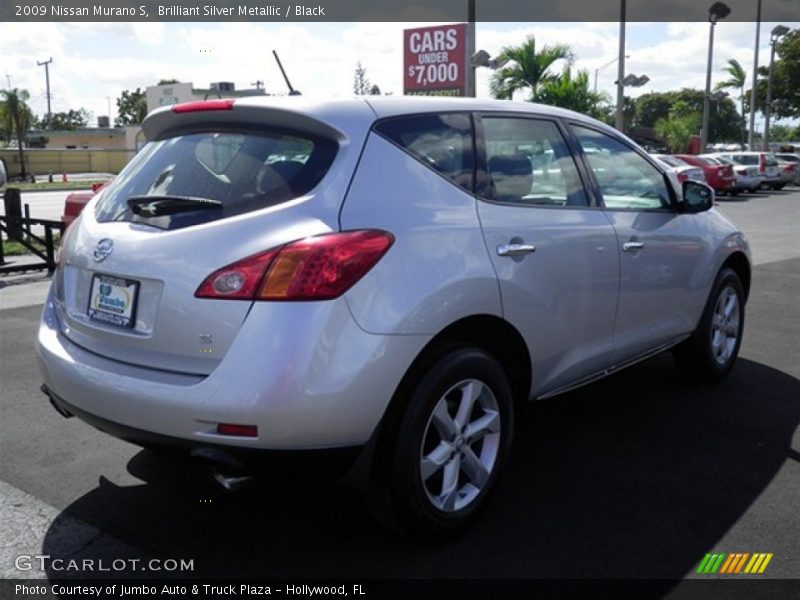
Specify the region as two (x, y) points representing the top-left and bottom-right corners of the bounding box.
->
(42, 354), (799, 581)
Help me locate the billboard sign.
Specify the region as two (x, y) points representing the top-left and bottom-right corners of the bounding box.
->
(403, 23), (467, 97)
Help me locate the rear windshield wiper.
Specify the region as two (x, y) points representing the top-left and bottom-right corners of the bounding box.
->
(127, 195), (223, 217)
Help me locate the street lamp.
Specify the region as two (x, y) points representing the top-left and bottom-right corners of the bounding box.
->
(470, 50), (509, 71)
(594, 54), (629, 92)
(617, 73), (650, 87)
(763, 25), (790, 150)
(700, 2), (731, 152)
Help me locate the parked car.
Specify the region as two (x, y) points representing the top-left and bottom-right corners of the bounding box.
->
(37, 97), (751, 538)
(775, 157), (800, 186)
(650, 154), (706, 184)
(674, 154), (735, 195)
(717, 151), (783, 190)
(62, 182), (109, 229)
(707, 155), (763, 193)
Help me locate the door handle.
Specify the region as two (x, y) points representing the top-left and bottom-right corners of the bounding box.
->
(497, 243), (536, 257)
(622, 241), (645, 252)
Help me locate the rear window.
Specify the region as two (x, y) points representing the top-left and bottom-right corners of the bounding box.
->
(373, 113), (474, 192)
(656, 155), (687, 168)
(94, 131), (337, 230)
(731, 154), (758, 165)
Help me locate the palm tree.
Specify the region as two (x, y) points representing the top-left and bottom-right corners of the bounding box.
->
(0, 88), (33, 179)
(533, 67), (609, 118)
(490, 35), (574, 101)
(715, 59), (747, 144)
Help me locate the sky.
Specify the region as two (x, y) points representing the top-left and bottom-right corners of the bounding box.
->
(0, 20), (797, 129)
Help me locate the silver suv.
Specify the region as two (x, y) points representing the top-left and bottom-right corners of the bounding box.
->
(38, 97), (750, 538)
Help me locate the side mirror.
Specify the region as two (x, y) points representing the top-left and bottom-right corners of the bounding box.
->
(682, 180), (714, 213)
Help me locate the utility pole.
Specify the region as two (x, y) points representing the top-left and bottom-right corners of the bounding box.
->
(615, 0), (626, 131)
(37, 57), (53, 128)
(747, 0), (761, 149)
(466, 0), (476, 97)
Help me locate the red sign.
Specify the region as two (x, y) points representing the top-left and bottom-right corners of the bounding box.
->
(403, 23), (467, 97)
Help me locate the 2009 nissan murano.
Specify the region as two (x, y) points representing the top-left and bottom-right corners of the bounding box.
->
(38, 97), (750, 538)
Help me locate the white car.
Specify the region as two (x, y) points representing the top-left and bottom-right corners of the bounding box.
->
(651, 154), (706, 184)
(707, 155), (763, 193)
(38, 97), (750, 538)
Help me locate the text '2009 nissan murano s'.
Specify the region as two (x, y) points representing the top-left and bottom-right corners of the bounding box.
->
(38, 96), (750, 538)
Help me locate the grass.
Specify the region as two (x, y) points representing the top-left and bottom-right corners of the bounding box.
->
(6, 180), (106, 191)
(1, 232), (61, 256)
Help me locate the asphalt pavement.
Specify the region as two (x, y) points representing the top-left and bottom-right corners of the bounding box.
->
(0, 188), (798, 590)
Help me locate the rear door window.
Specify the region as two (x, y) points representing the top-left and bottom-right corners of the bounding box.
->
(94, 131), (337, 230)
(480, 116), (589, 207)
(373, 113), (474, 192)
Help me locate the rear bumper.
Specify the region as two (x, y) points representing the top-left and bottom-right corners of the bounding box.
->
(37, 284), (430, 451)
(42, 384), (362, 478)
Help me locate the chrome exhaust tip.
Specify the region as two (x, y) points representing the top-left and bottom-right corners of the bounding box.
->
(190, 447), (255, 492)
(207, 469), (256, 492)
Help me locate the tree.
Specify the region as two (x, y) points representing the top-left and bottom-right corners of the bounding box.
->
(768, 124), (795, 142)
(744, 28), (800, 119)
(353, 62), (371, 95)
(634, 89), (740, 143)
(45, 108), (92, 130)
(715, 59), (747, 143)
(489, 35), (574, 100)
(0, 88), (34, 179)
(655, 113), (701, 153)
(115, 88), (147, 126)
(532, 67), (609, 118)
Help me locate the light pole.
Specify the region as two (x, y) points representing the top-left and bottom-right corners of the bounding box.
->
(763, 25), (789, 150)
(747, 0), (761, 149)
(615, 0), (626, 131)
(700, 3), (730, 153)
(594, 54), (629, 93)
(466, 0), (476, 97)
(37, 57), (53, 129)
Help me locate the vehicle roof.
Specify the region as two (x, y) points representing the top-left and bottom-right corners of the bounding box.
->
(143, 95), (620, 144)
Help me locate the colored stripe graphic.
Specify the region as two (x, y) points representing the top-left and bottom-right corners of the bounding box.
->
(733, 553), (749, 574)
(697, 554), (712, 573)
(758, 554), (773, 573)
(697, 552), (772, 575)
(720, 554), (736, 574)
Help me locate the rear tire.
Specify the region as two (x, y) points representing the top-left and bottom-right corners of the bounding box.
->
(673, 268), (745, 383)
(367, 347), (514, 539)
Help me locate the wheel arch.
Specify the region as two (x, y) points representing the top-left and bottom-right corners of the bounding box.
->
(721, 251), (751, 302)
(360, 315), (531, 482)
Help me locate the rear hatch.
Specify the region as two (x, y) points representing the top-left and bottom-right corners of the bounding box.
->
(53, 98), (372, 375)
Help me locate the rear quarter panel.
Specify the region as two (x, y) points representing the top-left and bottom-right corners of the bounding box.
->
(340, 133), (502, 335)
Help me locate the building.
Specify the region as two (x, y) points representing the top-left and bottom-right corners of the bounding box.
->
(146, 81), (267, 113)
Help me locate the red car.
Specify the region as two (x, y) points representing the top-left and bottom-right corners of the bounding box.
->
(61, 182), (108, 229)
(675, 154), (736, 195)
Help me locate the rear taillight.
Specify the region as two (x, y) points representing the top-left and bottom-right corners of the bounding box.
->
(759, 154), (766, 173)
(195, 230), (394, 301)
(677, 172), (688, 183)
(172, 99), (235, 113)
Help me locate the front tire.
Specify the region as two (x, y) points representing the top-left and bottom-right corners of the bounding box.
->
(367, 347), (514, 539)
(673, 268), (745, 383)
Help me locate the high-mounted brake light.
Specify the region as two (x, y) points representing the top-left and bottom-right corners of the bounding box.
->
(195, 230), (394, 302)
(172, 99), (235, 113)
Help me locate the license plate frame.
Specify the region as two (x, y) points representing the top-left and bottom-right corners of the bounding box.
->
(87, 273), (140, 329)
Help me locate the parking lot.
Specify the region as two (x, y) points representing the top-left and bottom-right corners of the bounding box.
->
(0, 188), (798, 587)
